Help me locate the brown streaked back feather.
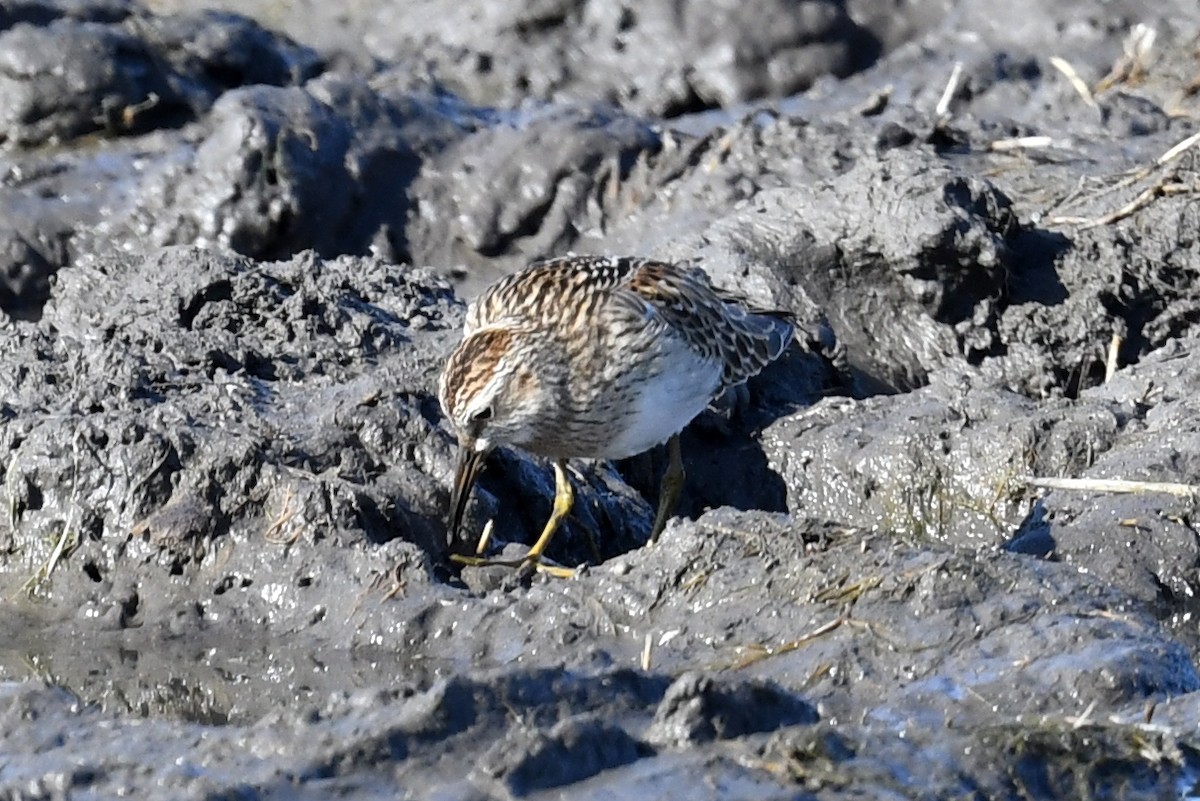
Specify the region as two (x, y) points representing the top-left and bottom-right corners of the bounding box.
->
(464, 256), (637, 334)
(464, 255), (793, 390)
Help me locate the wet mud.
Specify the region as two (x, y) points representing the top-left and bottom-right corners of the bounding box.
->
(2, 0), (1200, 798)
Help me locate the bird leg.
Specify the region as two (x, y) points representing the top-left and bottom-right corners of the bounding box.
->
(649, 434), (685, 543)
(525, 459), (573, 563)
(449, 459), (577, 578)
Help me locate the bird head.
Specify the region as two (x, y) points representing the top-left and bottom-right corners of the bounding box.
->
(438, 326), (547, 542)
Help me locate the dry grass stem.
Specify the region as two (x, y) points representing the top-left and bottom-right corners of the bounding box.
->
(813, 575), (882, 604)
(1049, 56), (1097, 108)
(1095, 24), (1156, 93)
(732, 618), (844, 670)
(989, 136), (1056, 152)
(1027, 476), (1200, 498)
(263, 486), (301, 544)
(19, 508), (78, 597)
(475, 518), (494, 555)
(1046, 130), (1200, 229)
(1105, 333), (1122, 382)
(935, 61), (964, 117)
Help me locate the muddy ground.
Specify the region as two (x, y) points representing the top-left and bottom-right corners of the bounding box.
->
(2, 0), (1200, 798)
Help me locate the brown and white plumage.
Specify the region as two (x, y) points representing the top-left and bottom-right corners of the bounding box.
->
(439, 255), (793, 569)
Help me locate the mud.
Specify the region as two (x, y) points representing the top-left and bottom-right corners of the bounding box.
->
(2, 0), (1200, 798)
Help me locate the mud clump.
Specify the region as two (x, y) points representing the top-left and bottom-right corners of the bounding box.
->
(2, 0), (1200, 798)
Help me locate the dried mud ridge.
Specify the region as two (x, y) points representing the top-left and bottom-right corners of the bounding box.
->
(2, 0), (1200, 798)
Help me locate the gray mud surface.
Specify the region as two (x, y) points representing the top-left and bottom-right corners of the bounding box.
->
(3, 0), (1200, 798)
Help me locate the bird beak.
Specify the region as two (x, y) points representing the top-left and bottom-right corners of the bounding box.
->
(448, 439), (486, 548)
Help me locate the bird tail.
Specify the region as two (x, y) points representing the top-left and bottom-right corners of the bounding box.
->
(716, 299), (795, 387)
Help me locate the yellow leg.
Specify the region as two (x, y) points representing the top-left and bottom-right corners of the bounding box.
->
(450, 459), (577, 578)
(526, 460), (573, 560)
(649, 435), (685, 543)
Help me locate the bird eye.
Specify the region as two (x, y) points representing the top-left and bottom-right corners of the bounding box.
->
(471, 406), (493, 423)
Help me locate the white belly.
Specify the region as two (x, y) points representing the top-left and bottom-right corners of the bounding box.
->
(596, 348), (721, 460)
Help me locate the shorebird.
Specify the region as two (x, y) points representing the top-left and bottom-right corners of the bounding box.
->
(438, 255), (794, 575)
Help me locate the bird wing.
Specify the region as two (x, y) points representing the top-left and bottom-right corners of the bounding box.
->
(617, 259), (795, 389)
(466, 255), (794, 389)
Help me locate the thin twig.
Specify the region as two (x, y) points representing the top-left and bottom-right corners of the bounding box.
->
(475, 518), (494, 555)
(935, 61), (964, 117)
(1027, 477), (1200, 498)
(5, 453), (19, 529)
(1155, 131), (1200, 167)
(20, 506), (78, 596)
(1039, 116), (1200, 227)
(380, 565), (406, 601)
(813, 575), (882, 604)
(1095, 24), (1156, 94)
(346, 569), (389, 623)
(1049, 56), (1098, 109)
(1105, 334), (1122, 382)
(263, 486), (300, 544)
(989, 136), (1056, 152)
(1048, 176), (1199, 229)
(1067, 699), (1099, 730)
(19, 431), (84, 596)
(1095, 132), (1200, 196)
(731, 618), (843, 670)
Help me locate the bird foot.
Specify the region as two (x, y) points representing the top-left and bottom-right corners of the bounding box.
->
(449, 551), (578, 579)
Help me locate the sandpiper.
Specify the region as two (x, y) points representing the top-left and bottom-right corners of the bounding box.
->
(438, 255), (794, 575)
